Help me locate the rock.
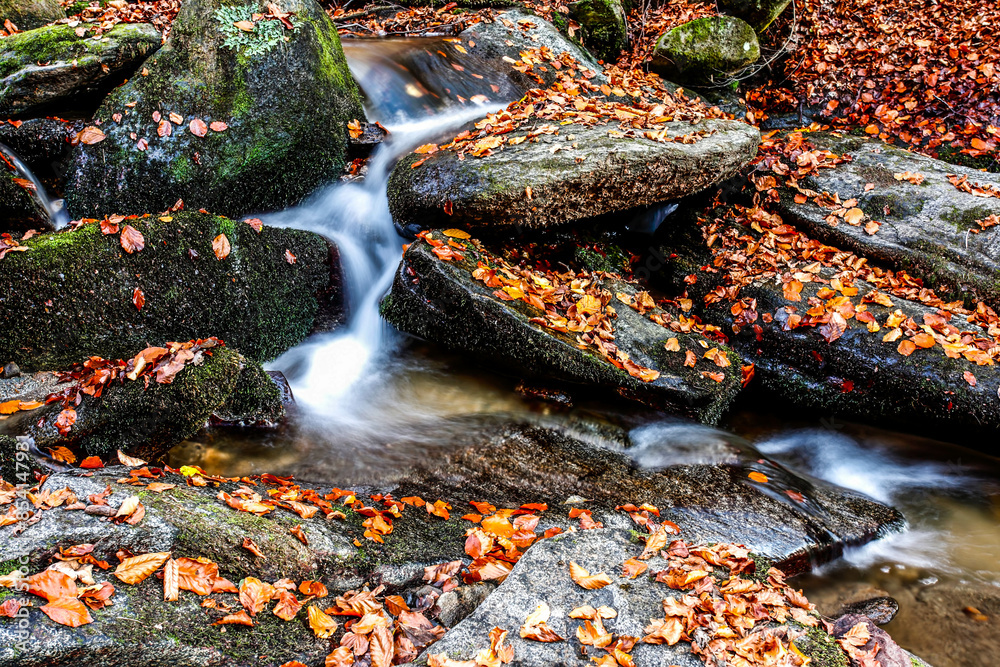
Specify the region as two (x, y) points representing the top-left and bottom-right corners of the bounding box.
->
(834, 595), (900, 625)
(0, 362), (20, 379)
(0, 157), (48, 232)
(380, 234), (745, 423)
(419, 529), (856, 667)
(0, 211), (343, 371)
(0, 369), (59, 402)
(832, 614), (911, 667)
(772, 131), (1000, 306)
(0, 0), (64, 31)
(655, 202), (1000, 443)
(651, 16), (760, 86)
(19, 346), (247, 463)
(570, 0), (628, 62)
(211, 361), (286, 427)
(0, 415), (904, 665)
(0, 117), (80, 173)
(388, 120), (759, 231)
(0, 23), (162, 118)
(717, 0), (792, 32)
(63, 0), (364, 220)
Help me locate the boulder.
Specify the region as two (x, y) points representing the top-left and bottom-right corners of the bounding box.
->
(718, 0), (792, 32)
(0, 23), (162, 118)
(655, 202), (1000, 444)
(651, 16), (760, 86)
(0, 157), (48, 232)
(420, 528), (859, 667)
(771, 131), (1000, 306)
(570, 0), (628, 62)
(18, 346), (251, 463)
(0, 0), (64, 31)
(211, 361), (286, 427)
(0, 414), (904, 666)
(388, 120), (760, 231)
(381, 232), (745, 423)
(63, 0), (364, 220)
(0, 211), (343, 371)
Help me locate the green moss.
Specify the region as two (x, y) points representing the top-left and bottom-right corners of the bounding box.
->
(213, 360), (284, 424)
(935, 144), (1000, 173)
(0, 212), (338, 371)
(570, 0), (626, 61)
(792, 624), (849, 667)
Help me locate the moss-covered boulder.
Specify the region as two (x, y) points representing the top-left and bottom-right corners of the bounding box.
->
(718, 0), (792, 32)
(388, 120), (760, 231)
(0, 22), (162, 118)
(0, 211), (343, 371)
(770, 131), (1000, 307)
(570, 0), (628, 62)
(0, 157), (48, 232)
(651, 16), (760, 86)
(381, 234), (745, 423)
(0, 0), (64, 31)
(23, 347), (245, 462)
(656, 203), (1000, 444)
(211, 361), (285, 426)
(63, 0), (364, 220)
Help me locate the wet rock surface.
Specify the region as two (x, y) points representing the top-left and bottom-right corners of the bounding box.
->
(656, 205), (1000, 444)
(0, 211), (343, 371)
(0, 416), (905, 666)
(0, 23), (162, 118)
(388, 119), (759, 231)
(381, 236), (745, 423)
(0, 158), (48, 232)
(772, 131), (1000, 306)
(63, 0), (364, 220)
(0, 0), (65, 31)
(570, 0), (628, 63)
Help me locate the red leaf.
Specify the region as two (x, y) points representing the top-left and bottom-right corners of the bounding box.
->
(132, 287), (145, 311)
(120, 225), (145, 253)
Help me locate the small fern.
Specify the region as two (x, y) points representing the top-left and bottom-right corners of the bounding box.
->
(215, 5), (301, 57)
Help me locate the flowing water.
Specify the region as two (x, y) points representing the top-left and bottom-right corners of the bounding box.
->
(0, 142), (70, 229)
(149, 38), (999, 667)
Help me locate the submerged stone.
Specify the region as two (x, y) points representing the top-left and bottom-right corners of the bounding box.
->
(381, 235), (744, 423)
(651, 16), (761, 86)
(772, 131), (1000, 306)
(0, 23), (162, 118)
(0, 211), (343, 371)
(388, 120), (759, 231)
(63, 0), (364, 220)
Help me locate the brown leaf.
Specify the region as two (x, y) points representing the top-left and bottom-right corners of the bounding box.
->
(244, 218), (263, 233)
(239, 577), (275, 616)
(120, 225), (145, 253)
(622, 558), (648, 579)
(210, 121), (228, 132)
(285, 249), (296, 264)
(213, 610), (254, 626)
(163, 558), (179, 601)
(212, 234), (231, 260)
(190, 118), (208, 137)
(55, 408), (76, 436)
(132, 287), (145, 311)
(77, 127), (105, 145)
(40, 596), (93, 627)
(370, 623), (395, 667)
(157, 120), (172, 137)
(308, 605), (338, 638)
(272, 590), (303, 621)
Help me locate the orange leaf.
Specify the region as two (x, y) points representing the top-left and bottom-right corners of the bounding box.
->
(40, 596), (93, 627)
(190, 118), (208, 137)
(132, 287), (145, 311)
(963, 371), (977, 387)
(120, 225), (145, 253)
(569, 562), (612, 589)
(308, 605), (338, 638)
(622, 557), (648, 579)
(213, 234), (231, 260)
(55, 408), (76, 436)
(79, 456), (104, 469)
(897, 339), (917, 356)
(114, 552), (171, 585)
(77, 126), (106, 145)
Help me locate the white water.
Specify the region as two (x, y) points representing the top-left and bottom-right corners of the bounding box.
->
(0, 142), (70, 229)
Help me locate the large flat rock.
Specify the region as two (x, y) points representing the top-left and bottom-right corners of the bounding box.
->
(772, 131), (1000, 306)
(388, 119), (759, 231)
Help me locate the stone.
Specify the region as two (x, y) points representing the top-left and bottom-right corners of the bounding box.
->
(772, 131), (1000, 306)
(381, 235), (745, 423)
(718, 0), (793, 33)
(0, 211), (343, 371)
(0, 157), (48, 232)
(63, 0), (364, 220)
(570, 0), (628, 63)
(388, 120), (760, 231)
(651, 16), (761, 86)
(0, 0), (64, 31)
(0, 23), (162, 118)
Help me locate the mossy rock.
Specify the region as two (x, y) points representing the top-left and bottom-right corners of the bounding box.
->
(381, 237), (744, 423)
(0, 161), (48, 233)
(717, 0), (792, 33)
(212, 360), (285, 426)
(569, 0), (627, 62)
(63, 0), (364, 220)
(0, 22), (162, 118)
(24, 347), (242, 462)
(651, 16), (760, 86)
(0, 211), (343, 371)
(0, 0), (64, 31)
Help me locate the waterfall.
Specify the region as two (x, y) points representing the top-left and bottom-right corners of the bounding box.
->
(0, 142), (70, 230)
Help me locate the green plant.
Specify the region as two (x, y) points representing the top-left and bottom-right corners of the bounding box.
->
(215, 5), (301, 57)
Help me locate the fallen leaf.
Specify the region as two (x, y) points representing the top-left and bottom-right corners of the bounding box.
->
(569, 562), (612, 589)
(114, 552), (171, 585)
(213, 234), (231, 260)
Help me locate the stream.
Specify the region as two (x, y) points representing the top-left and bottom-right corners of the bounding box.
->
(153, 37), (1000, 667)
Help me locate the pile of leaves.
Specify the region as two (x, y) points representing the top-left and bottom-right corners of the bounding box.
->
(331, 3), (493, 38)
(412, 46), (729, 163)
(59, 0), (180, 37)
(747, 0), (1000, 166)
